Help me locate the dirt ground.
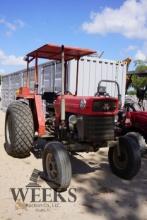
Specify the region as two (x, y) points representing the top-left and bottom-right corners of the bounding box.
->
(1, 110), (147, 220)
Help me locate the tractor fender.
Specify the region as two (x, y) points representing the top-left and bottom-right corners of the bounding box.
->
(16, 98), (29, 105)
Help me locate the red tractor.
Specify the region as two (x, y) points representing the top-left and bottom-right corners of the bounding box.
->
(117, 72), (147, 150)
(4, 44), (141, 192)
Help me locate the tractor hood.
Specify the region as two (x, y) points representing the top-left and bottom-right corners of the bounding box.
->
(54, 95), (119, 117)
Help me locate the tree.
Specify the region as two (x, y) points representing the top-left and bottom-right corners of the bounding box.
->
(131, 61), (147, 89)
(131, 75), (147, 89)
(135, 65), (147, 73)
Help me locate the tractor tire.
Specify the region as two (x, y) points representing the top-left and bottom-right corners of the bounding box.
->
(5, 101), (34, 158)
(126, 132), (146, 151)
(42, 141), (72, 192)
(108, 136), (141, 180)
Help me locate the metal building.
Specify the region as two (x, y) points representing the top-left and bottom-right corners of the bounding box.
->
(1, 56), (127, 110)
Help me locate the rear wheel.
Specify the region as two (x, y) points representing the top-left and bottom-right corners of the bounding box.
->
(5, 101), (34, 158)
(42, 141), (72, 192)
(108, 136), (141, 180)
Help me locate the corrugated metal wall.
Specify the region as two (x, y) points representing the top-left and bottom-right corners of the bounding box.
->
(69, 57), (126, 105)
(1, 57), (127, 110)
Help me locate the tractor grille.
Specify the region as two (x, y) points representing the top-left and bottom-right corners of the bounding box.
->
(93, 100), (117, 112)
(77, 116), (115, 143)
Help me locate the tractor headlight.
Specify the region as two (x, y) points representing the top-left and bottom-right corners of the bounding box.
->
(69, 115), (77, 125)
(80, 99), (87, 109)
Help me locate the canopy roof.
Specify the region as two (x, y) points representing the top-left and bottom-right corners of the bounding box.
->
(26, 44), (96, 61)
(128, 70), (147, 77)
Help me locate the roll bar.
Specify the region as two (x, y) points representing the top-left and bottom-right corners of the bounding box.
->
(97, 80), (121, 101)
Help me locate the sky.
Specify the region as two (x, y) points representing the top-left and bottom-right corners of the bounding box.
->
(0, 0), (146, 73)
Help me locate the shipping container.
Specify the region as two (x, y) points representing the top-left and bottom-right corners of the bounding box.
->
(1, 56), (127, 110)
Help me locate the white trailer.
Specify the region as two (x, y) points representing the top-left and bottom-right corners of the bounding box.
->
(1, 56), (127, 110)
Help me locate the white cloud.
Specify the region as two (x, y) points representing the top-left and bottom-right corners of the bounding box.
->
(0, 18), (25, 36)
(126, 45), (138, 52)
(134, 50), (146, 61)
(82, 0), (147, 40)
(0, 49), (25, 66)
(132, 41), (147, 61)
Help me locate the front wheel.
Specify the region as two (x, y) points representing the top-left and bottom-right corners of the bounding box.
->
(42, 141), (72, 192)
(126, 132), (146, 153)
(108, 136), (141, 180)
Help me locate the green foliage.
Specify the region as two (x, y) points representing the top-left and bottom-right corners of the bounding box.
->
(130, 61), (147, 91)
(135, 65), (147, 73)
(131, 75), (147, 89)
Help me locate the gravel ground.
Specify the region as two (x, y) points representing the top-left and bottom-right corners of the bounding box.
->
(0, 110), (147, 220)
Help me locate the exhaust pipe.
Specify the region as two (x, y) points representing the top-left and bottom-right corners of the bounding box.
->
(61, 45), (65, 122)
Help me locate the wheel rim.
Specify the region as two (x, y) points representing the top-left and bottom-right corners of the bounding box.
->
(113, 147), (128, 170)
(6, 115), (12, 145)
(46, 152), (58, 181)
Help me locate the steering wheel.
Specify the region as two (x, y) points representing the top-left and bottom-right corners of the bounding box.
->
(55, 91), (73, 96)
(55, 91), (61, 96)
(95, 92), (110, 97)
(65, 91), (73, 95)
